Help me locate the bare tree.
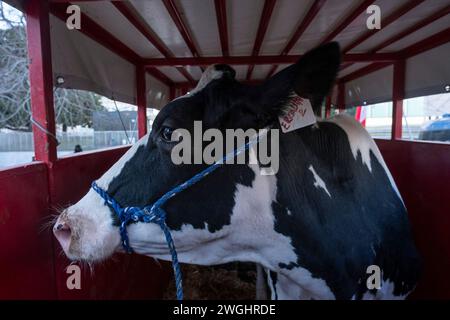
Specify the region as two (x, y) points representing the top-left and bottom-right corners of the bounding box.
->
(0, 2), (104, 132)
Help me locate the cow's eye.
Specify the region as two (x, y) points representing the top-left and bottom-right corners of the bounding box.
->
(161, 126), (174, 141)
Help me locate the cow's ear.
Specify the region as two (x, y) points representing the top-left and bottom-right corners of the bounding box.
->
(259, 42), (340, 116)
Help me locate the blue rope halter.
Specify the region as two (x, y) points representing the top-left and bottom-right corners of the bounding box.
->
(91, 127), (270, 300)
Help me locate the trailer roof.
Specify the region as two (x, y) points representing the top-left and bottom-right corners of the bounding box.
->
(6, 0), (450, 108)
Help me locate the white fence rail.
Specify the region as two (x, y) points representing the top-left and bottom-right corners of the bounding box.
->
(0, 131), (138, 152)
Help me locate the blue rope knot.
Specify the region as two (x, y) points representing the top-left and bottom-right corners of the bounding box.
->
(90, 126), (270, 301)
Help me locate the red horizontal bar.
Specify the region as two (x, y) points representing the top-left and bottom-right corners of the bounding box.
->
(338, 62), (392, 83)
(342, 0), (424, 53)
(319, 0), (376, 45)
(399, 27), (450, 59)
(174, 79), (263, 89)
(144, 53), (399, 67)
(214, 0), (229, 57)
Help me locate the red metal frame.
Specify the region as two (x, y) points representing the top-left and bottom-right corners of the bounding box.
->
(26, 0), (57, 163)
(325, 95), (332, 118)
(337, 82), (345, 111)
(214, 0), (229, 57)
(143, 53), (398, 67)
(136, 64), (147, 138)
(266, 0), (327, 79)
(246, 0), (277, 80)
(392, 60), (405, 140)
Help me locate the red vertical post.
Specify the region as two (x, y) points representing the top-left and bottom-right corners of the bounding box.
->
(169, 86), (176, 101)
(392, 59), (405, 140)
(136, 64), (147, 138)
(337, 83), (345, 113)
(325, 96), (332, 118)
(25, 0), (57, 163)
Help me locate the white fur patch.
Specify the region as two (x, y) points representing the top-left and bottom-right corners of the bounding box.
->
(187, 65), (224, 96)
(353, 280), (408, 300)
(308, 165), (331, 198)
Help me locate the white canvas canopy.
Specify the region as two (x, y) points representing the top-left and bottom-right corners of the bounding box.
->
(6, 0), (450, 109)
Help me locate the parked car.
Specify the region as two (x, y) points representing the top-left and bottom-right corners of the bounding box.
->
(418, 114), (450, 142)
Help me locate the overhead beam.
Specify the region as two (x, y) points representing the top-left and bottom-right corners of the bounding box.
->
(146, 67), (174, 87)
(143, 53), (399, 67)
(214, 0), (229, 57)
(340, 3), (449, 72)
(174, 79), (263, 89)
(342, 0), (425, 53)
(112, 1), (195, 84)
(338, 62), (392, 83)
(399, 27), (450, 59)
(161, 0), (201, 59)
(266, 0), (326, 79)
(246, 0), (277, 80)
(319, 0), (375, 45)
(50, 2), (139, 64)
(369, 4), (450, 53)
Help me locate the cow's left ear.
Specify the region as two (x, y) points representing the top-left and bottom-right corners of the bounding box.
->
(259, 42), (341, 116)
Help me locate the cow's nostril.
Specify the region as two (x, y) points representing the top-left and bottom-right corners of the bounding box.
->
(53, 221), (72, 252)
(56, 223), (69, 231)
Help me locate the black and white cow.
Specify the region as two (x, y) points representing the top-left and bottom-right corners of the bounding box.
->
(54, 43), (421, 300)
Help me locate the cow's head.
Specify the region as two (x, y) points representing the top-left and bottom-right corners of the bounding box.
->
(54, 43), (340, 264)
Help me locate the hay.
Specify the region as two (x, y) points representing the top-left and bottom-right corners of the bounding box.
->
(164, 263), (256, 300)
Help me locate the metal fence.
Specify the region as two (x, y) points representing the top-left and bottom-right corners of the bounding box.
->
(0, 131), (138, 152)
(0, 126), (424, 152)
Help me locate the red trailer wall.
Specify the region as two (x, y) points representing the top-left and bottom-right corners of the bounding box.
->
(0, 163), (56, 299)
(377, 139), (450, 299)
(0, 140), (448, 299)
